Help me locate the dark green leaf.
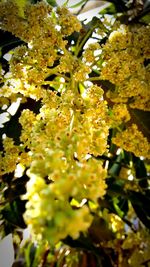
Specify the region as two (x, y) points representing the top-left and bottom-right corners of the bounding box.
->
(0, 30), (24, 54)
(99, 3), (117, 15)
(107, 176), (125, 190)
(24, 243), (37, 267)
(46, 0), (57, 7)
(102, 0), (128, 12)
(139, 12), (150, 24)
(64, 234), (114, 267)
(128, 190), (150, 229)
(108, 153), (124, 176)
(132, 156), (149, 189)
(1, 200), (26, 229)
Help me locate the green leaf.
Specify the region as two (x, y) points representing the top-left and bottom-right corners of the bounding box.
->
(112, 197), (124, 218)
(139, 12), (150, 24)
(2, 200), (26, 229)
(78, 82), (85, 95)
(101, 0), (128, 13)
(99, 3), (117, 15)
(108, 153), (123, 176)
(64, 233), (102, 258)
(0, 30), (24, 58)
(63, 0), (70, 6)
(133, 156), (148, 189)
(24, 243), (36, 267)
(107, 180), (125, 198)
(46, 0), (57, 7)
(68, 0), (87, 9)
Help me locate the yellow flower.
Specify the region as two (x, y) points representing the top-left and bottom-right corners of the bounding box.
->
(113, 124), (150, 158)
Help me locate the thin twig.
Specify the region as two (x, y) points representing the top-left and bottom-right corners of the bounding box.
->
(76, 0), (89, 16)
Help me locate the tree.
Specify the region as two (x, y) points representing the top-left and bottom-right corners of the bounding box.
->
(0, 0), (150, 266)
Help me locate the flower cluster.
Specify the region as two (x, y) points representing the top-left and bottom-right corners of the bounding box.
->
(122, 229), (150, 267)
(24, 175), (93, 245)
(19, 83), (108, 243)
(0, 137), (19, 175)
(0, 0), (150, 247)
(108, 103), (130, 127)
(0, 0), (109, 244)
(101, 24), (150, 111)
(112, 124), (150, 158)
(100, 23), (150, 158)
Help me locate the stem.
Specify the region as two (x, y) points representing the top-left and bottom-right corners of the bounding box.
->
(75, 23), (99, 57)
(75, 29), (92, 56)
(69, 109), (74, 134)
(89, 76), (101, 81)
(55, 73), (70, 81)
(75, 0), (89, 15)
(46, 69), (70, 81)
(70, 72), (78, 95)
(42, 81), (67, 86)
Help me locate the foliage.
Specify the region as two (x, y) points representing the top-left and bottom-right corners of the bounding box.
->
(0, 0), (150, 266)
